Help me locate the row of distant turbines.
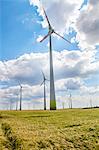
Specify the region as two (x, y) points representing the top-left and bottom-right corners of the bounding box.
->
(1, 90), (95, 110)
(2, 60), (74, 111)
(3, 61), (23, 111)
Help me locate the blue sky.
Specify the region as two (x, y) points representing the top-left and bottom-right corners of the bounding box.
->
(0, 0), (99, 109)
(0, 0), (41, 59)
(0, 0), (79, 60)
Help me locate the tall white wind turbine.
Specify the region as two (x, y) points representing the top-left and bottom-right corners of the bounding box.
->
(39, 0), (71, 110)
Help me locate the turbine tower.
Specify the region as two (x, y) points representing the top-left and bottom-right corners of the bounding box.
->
(39, 0), (71, 110)
(69, 93), (72, 109)
(89, 93), (92, 108)
(16, 93), (19, 111)
(19, 83), (22, 111)
(41, 71), (48, 110)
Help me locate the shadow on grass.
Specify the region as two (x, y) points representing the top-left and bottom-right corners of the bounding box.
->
(0, 114), (2, 118)
(24, 115), (51, 118)
(65, 124), (81, 128)
(0, 114), (12, 119)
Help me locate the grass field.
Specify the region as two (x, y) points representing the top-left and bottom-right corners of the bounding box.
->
(0, 108), (99, 150)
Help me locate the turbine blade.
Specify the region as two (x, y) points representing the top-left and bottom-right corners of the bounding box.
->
(45, 79), (50, 81)
(54, 31), (71, 44)
(43, 8), (51, 26)
(41, 70), (49, 82)
(39, 0), (51, 26)
(40, 32), (50, 42)
(17, 81), (22, 88)
(17, 81), (21, 86)
(41, 70), (45, 79)
(40, 81), (44, 86)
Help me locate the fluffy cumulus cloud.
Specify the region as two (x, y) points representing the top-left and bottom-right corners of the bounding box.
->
(76, 0), (99, 48)
(29, 0), (99, 49)
(0, 53), (49, 85)
(0, 50), (99, 85)
(29, 0), (83, 34)
(0, 50), (99, 109)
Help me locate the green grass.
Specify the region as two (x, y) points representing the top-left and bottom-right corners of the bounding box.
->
(0, 109), (99, 150)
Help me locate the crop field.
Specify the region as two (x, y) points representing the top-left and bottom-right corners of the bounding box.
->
(0, 108), (99, 150)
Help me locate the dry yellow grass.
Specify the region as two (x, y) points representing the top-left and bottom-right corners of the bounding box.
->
(0, 109), (99, 150)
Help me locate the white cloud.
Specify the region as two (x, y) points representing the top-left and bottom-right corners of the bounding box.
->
(36, 35), (44, 42)
(76, 0), (99, 49)
(29, 0), (83, 34)
(1, 50), (99, 84)
(55, 78), (83, 92)
(0, 50), (99, 110)
(29, 0), (99, 51)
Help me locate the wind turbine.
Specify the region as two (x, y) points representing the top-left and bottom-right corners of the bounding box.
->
(10, 99), (13, 110)
(39, 0), (71, 110)
(62, 102), (65, 109)
(2, 60), (24, 110)
(40, 71), (48, 110)
(89, 92), (93, 108)
(69, 93), (72, 109)
(18, 82), (22, 111)
(15, 93), (19, 111)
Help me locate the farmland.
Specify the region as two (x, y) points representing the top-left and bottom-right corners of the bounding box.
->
(0, 109), (99, 150)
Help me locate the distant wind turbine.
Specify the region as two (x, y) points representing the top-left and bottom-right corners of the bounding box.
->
(40, 71), (49, 110)
(18, 82), (22, 111)
(3, 60), (24, 111)
(15, 93), (19, 111)
(39, 0), (71, 110)
(69, 93), (72, 109)
(10, 99), (12, 110)
(62, 102), (65, 109)
(90, 98), (92, 108)
(89, 92), (93, 108)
